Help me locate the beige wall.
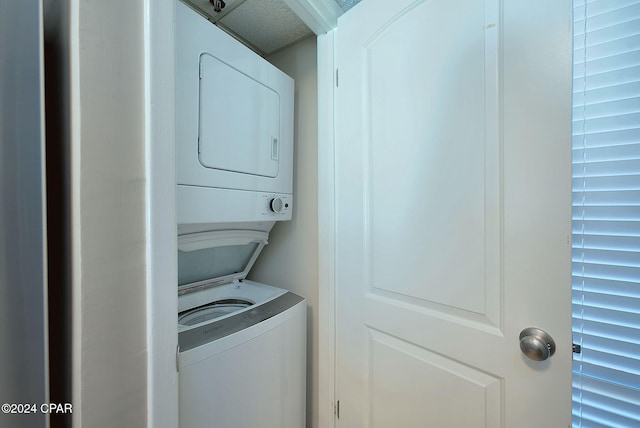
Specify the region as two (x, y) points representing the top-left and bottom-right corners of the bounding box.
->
(250, 35), (319, 428)
(73, 1), (147, 426)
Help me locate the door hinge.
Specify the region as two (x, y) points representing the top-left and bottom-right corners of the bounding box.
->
(572, 343), (581, 354)
(198, 137), (202, 154)
(176, 345), (181, 372)
(336, 68), (339, 87)
(199, 62), (203, 79)
(336, 400), (340, 419)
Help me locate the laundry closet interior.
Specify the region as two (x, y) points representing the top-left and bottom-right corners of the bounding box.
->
(167, 0), (335, 426)
(40, 0), (344, 426)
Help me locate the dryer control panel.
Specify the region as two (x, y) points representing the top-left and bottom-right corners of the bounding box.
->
(177, 186), (292, 224)
(263, 194), (291, 217)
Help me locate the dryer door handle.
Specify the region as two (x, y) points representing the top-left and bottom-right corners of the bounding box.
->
(271, 137), (279, 160)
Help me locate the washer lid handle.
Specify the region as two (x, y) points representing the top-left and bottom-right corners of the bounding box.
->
(178, 230), (268, 252)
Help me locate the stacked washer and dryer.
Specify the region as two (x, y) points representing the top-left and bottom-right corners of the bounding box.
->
(175, 2), (305, 427)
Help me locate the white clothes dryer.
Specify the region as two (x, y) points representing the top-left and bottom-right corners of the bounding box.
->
(177, 230), (306, 428)
(176, 0), (294, 226)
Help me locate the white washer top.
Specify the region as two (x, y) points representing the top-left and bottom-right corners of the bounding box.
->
(178, 281), (287, 333)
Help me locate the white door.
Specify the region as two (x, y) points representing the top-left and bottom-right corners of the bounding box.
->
(334, 0), (573, 426)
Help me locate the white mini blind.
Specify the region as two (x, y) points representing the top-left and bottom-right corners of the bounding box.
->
(572, 0), (640, 427)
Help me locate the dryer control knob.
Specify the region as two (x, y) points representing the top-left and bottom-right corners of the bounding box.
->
(270, 197), (284, 213)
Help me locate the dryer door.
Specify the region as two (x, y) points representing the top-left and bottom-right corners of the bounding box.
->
(199, 54), (280, 178)
(176, 1), (294, 199)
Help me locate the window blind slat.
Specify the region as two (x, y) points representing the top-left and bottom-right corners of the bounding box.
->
(578, 0), (640, 17)
(585, 3), (640, 32)
(573, 177), (640, 191)
(575, 36), (640, 67)
(582, 112), (640, 133)
(571, 127), (640, 146)
(573, 320), (640, 344)
(573, 375), (640, 407)
(576, 360), (640, 389)
(574, 20), (640, 51)
(573, 96), (640, 120)
(573, 159), (640, 176)
(573, 142), (640, 162)
(572, 69), (640, 94)
(572, 261), (640, 281)
(571, 276), (640, 295)
(572, 249), (640, 268)
(572, 205), (640, 220)
(572, 305), (640, 330)
(580, 0), (640, 31)
(578, 334), (640, 359)
(572, 233), (640, 251)
(582, 50), (640, 76)
(572, 219), (640, 236)
(574, 290), (640, 312)
(572, 413), (639, 428)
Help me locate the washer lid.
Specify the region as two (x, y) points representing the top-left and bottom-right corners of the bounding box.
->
(177, 230), (268, 294)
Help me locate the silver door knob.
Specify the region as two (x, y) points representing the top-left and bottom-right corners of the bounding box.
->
(519, 328), (556, 361)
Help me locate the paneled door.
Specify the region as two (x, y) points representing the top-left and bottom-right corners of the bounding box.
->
(334, 0), (573, 426)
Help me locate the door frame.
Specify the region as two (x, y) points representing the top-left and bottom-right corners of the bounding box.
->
(317, 29), (338, 428)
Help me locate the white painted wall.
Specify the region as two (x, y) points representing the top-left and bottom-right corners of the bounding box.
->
(250, 35), (319, 428)
(72, 1), (148, 426)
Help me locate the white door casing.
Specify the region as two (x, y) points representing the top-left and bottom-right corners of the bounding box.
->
(332, 0), (572, 426)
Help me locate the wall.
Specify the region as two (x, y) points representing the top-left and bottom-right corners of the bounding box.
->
(250, 35), (319, 428)
(0, 1), (48, 427)
(72, 1), (147, 426)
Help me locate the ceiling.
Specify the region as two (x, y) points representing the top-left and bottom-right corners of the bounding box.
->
(333, 0), (361, 12)
(182, 0), (362, 56)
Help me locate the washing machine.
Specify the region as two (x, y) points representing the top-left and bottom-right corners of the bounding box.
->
(177, 229), (306, 428)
